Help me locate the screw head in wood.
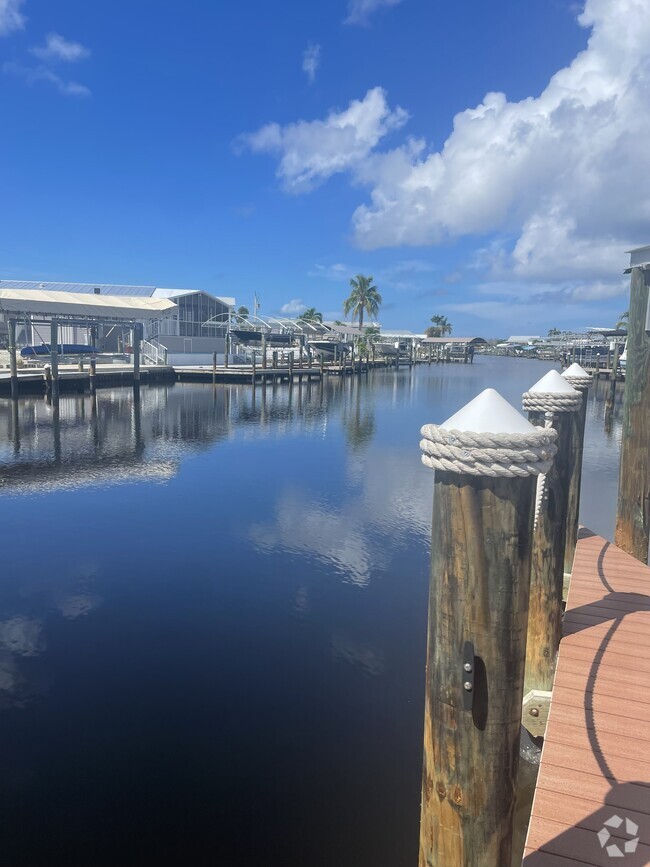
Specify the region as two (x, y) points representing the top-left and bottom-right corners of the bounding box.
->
(463, 663), (473, 672)
(463, 681), (473, 691)
(530, 707), (539, 717)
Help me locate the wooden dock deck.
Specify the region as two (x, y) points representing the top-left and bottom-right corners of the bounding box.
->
(523, 529), (650, 865)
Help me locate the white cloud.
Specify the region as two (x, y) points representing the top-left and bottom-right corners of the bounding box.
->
(302, 42), (321, 84)
(238, 87), (408, 193)
(351, 0), (650, 277)
(280, 299), (307, 315)
(345, 0), (402, 26)
(3, 61), (91, 96)
(30, 32), (90, 62)
(244, 0), (650, 304)
(0, 0), (25, 36)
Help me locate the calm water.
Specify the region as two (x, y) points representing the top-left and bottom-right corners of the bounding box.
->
(0, 358), (623, 866)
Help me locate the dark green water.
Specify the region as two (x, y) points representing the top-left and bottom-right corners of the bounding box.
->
(0, 358), (623, 866)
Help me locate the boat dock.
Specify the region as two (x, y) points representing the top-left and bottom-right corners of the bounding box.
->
(523, 529), (650, 865)
(0, 358), (409, 395)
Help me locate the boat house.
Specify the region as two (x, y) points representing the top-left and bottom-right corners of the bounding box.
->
(0, 280), (235, 365)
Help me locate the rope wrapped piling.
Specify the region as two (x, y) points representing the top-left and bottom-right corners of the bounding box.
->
(419, 425), (557, 478)
(563, 370), (592, 389)
(522, 390), (582, 414)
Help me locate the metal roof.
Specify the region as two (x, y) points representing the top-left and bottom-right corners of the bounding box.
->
(422, 336), (486, 344)
(0, 280), (157, 296)
(152, 287), (236, 306)
(0, 280), (236, 307)
(0, 288), (177, 320)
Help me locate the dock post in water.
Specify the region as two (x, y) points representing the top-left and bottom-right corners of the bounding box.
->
(212, 351), (217, 385)
(225, 333), (230, 369)
(252, 350), (257, 384)
(89, 356), (97, 394)
(561, 363), (592, 575)
(132, 322), (141, 385)
(521, 370), (581, 697)
(8, 318), (18, 400)
(50, 319), (60, 398)
(261, 334), (267, 369)
(616, 260), (650, 563)
(418, 388), (557, 867)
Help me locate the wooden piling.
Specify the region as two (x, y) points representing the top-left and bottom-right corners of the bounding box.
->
(522, 371), (580, 696)
(133, 323), (141, 384)
(8, 318), (18, 400)
(212, 351), (217, 385)
(561, 363), (592, 575)
(252, 350), (257, 384)
(594, 353), (601, 380)
(419, 389), (554, 867)
(89, 356), (97, 394)
(225, 333), (230, 369)
(616, 265), (650, 563)
(261, 334), (267, 369)
(50, 320), (60, 398)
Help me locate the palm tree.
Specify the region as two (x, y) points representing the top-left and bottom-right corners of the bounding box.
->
(301, 307), (323, 323)
(429, 315), (452, 337)
(616, 311), (629, 330)
(343, 275), (382, 330)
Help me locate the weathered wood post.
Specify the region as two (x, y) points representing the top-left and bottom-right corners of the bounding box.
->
(418, 388), (557, 867)
(521, 371), (581, 698)
(463, 345), (468, 364)
(272, 350), (278, 369)
(261, 333), (267, 369)
(50, 319), (60, 399)
(561, 363), (592, 576)
(611, 340), (621, 382)
(89, 356), (97, 394)
(616, 258), (650, 563)
(288, 350), (294, 381)
(252, 350), (257, 384)
(594, 353), (601, 379)
(132, 322), (141, 387)
(212, 351), (217, 386)
(320, 354), (324, 376)
(8, 318), (19, 400)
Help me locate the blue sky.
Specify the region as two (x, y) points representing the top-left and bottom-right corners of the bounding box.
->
(1, 0), (648, 336)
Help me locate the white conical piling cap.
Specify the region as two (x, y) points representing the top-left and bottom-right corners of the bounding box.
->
(529, 369), (579, 394)
(562, 362), (589, 379)
(442, 388), (535, 434)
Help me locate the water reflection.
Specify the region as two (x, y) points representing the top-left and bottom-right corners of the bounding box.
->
(0, 359), (625, 867)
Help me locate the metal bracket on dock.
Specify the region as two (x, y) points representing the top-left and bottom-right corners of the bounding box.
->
(462, 641), (475, 711)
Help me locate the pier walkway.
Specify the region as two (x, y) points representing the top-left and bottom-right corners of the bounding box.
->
(523, 529), (650, 865)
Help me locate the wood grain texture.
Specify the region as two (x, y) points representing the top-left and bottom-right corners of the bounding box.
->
(525, 410), (573, 694)
(419, 471), (536, 867)
(616, 267), (650, 563)
(563, 389), (588, 575)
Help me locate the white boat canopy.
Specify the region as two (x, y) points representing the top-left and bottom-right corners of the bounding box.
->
(0, 287), (177, 320)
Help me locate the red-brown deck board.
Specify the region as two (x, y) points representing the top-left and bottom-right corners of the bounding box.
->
(523, 530), (650, 866)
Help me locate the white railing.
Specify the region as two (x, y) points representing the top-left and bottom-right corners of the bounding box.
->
(141, 338), (167, 365)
